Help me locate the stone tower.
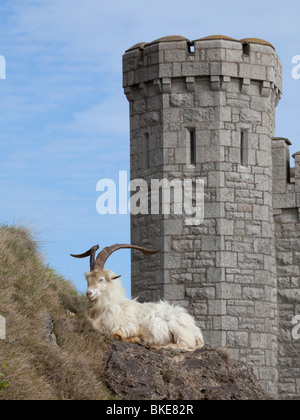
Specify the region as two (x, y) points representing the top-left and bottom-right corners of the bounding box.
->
(123, 35), (284, 397)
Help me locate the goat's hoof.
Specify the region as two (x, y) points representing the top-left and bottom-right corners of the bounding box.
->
(125, 336), (141, 344)
(110, 334), (123, 341)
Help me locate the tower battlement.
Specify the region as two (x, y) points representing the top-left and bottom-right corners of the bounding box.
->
(123, 35), (282, 101)
(272, 137), (300, 210)
(123, 35), (300, 400)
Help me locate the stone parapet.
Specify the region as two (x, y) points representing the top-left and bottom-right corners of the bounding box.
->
(123, 35), (282, 102)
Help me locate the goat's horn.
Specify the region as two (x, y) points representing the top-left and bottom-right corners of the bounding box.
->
(94, 244), (162, 271)
(70, 245), (100, 271)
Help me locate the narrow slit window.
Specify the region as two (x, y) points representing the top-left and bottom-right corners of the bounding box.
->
(188, 42), (195, 54)
(145, 133), (150, 169)
(243, 43), (250, 56)
(189, 129), (196, 165)
(287, 160), (291, 183)
(240, 130), (249, 167)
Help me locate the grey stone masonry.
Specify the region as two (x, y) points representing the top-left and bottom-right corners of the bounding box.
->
(123, 35), (299, 400)
(273, 139), (300, 400)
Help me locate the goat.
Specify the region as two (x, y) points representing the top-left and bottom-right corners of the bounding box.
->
(71, 244), (204, 351)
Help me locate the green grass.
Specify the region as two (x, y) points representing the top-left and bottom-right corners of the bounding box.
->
(0, 367), (9, 392)
(0, 224), (113, 400)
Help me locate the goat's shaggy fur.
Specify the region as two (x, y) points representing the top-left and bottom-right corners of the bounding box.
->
(85, 269), (204, 350)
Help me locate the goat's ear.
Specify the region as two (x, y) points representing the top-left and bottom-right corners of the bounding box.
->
(111, 275), (121, 280)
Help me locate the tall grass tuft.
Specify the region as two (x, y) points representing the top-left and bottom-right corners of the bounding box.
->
(0, 224), (112, 400)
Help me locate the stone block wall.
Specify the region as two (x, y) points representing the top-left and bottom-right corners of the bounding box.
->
(273, 139), (300, 400)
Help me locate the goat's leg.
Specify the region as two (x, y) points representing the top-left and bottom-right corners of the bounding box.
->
(110, 330), (142, 344)
(110, 332), (122, 341)
(123, 336), (142, 344)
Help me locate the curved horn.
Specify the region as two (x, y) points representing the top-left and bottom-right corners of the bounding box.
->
(94, 244), (162, 271)
(70, 245), (100, 271)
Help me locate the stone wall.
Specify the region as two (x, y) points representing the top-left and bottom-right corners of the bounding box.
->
(273, 139), (300, 400)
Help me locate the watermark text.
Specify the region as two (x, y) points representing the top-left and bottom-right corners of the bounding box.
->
(0, 55), (6, 80)
(96, 171), (204, 226)
(292, 315), (300, 340)
(0, 315), (5, 340)
(292, 55), (300, 80)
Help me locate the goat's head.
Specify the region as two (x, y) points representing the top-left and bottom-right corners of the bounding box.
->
(84, 269), (120, 301)
(70, 244), (161, 301)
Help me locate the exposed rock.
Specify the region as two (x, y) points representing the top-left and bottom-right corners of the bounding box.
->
(40, 312), (58, 346)
(105, 341), (270, 400)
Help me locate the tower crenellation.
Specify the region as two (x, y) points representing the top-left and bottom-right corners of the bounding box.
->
(123, 35), (300, 400)
(123, 35), (282, 102)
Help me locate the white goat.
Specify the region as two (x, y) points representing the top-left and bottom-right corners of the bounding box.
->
(71, 244), (204, 351)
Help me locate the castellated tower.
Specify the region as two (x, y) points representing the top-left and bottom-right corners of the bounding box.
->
(123, 35), (282, 397)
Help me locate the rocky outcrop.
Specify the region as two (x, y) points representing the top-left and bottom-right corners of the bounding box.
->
(105, 341), (270, 400)
(40, 312), (58, 346)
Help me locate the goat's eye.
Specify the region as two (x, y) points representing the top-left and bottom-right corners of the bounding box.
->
(98, 277), (104, 283)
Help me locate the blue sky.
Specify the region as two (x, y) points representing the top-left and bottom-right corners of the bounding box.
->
(0, 0), (300, 295)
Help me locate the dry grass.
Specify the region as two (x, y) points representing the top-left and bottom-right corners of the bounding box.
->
(0, 224), (113, 400)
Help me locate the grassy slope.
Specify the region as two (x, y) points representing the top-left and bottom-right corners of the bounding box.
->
(0, 224), (112, 400)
